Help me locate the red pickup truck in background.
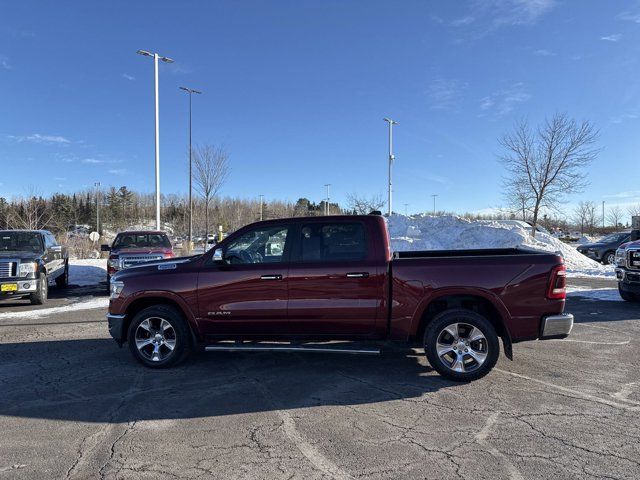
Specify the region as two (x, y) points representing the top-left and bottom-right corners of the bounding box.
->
(106, 214), (572, 381)
(101, 231), (174, 286)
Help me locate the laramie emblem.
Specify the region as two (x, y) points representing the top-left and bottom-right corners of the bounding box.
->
(208, 311), (231, 316)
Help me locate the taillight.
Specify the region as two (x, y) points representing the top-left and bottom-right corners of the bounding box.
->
(546, 264), (567, 299)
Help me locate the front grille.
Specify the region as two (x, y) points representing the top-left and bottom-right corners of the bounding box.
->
(0, 261), (15, 278)
(120, 255), (164, 269)
(628, 250), (640, 270)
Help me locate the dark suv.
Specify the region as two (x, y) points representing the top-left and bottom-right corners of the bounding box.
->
(577, 231), (631, 265)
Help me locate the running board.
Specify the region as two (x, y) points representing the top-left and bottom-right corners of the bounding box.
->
(204, 342), (381, 356)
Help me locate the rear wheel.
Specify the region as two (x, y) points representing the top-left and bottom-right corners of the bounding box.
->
(55, 262), (69, 288)
(127, 305), (192, 368)
(619, 285), (639, 302)
(424, 309), (499, 381)
(29, 273), (48, 305)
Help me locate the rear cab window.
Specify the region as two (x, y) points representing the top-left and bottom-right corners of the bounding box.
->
(296, 222), (368, 263)
(113, 233), (171, 249)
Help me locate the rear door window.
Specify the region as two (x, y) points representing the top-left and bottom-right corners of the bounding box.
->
(297, 223), (367, 263)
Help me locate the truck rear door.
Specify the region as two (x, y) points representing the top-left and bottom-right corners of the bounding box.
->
(287, 219), (386, 336)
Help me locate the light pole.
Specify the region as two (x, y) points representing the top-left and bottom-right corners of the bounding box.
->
(324, 184), (331, 215)
(383, 118), (398, 217)
(602, 201), (605, 228)
(432, 194), (438, 216)
(179, 86), (202, 251)
(94, 182), (101, 235)
(137, 49), (174, 230)
(259, 195), (264, 221)
(404, 203), (408, 216)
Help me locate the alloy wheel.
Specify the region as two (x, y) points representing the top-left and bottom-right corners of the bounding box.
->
(134, 317), (177, 362)
(435, 322), (489, 374)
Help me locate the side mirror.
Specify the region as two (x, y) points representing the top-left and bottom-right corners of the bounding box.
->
(212, 248), (224, 263)
(100, 244), (111, 252)
(51, 245), (62, 253)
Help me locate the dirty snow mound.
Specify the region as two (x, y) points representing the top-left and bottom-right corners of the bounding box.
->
(387, 214), (614, 277)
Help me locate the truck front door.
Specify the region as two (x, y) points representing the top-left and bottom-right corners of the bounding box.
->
(196, 223), (292, 338)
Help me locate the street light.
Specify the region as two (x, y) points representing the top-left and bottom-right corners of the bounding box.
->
(324, 184), (331, 215)
(94, 182), (101, 235)
(137, 49), (174, 230)
(383, 118), (398, 217)
(179, 86), (202, 251)
(432, 194), (438, 216)
(259, 195), (264, 221)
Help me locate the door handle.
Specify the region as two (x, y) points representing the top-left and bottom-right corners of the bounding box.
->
(261, 274), (283, 280)
(346, 272), (369, 278)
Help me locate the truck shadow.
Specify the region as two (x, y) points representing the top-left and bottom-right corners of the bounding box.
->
(567, 297), (640, 324)
(0, 338), (458, 423)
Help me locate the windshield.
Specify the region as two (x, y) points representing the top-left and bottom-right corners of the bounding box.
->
(0, 232), (44, 253)
(599, 233), (629, 243)
(112, 233), (171, 249)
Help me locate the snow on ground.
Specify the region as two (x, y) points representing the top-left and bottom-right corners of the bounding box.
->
(0, 297), (109, 320)
(387, 214), (615, 278)
(566, 287), (622, 302)
(69, 258), (107, 286)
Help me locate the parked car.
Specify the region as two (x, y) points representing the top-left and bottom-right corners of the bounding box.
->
(101, 231), (174, 285)
(615, 239), (640, 302)
(577, 231), (631, 265)
(0, 230), (68, 304)
(106, 214), (572, 381)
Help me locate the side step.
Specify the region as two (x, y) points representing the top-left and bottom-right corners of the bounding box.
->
(204, 342), (381, 356)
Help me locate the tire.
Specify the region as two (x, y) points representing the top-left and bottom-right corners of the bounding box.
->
(55, 261), (69, 288)
(127, 305), (192, 368)
(424, 309), (499, 382)
(603, 251), (615, 265)
(619, 285), (639, 302)
(29, 273), (48, 305)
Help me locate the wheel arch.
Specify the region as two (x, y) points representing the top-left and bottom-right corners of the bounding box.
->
(122, 294), (201, 346)
(412, 290), (513, 360)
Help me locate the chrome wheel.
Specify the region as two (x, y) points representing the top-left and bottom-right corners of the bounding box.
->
(606, 253), (615, 265)
(134, 317), (177, 362)
(435, 322), (488, 374)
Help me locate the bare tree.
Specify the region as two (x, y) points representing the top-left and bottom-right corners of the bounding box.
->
(572, 201), (590, 235)
(346, 193), (386, 215)
(193, 144), (230, 238)
(504, 180), (534, 221)
(500, 113), (599, 237)
(628, 204), (640, 219)
(584, 201), (598, 236)
(606, 205), (624, 229)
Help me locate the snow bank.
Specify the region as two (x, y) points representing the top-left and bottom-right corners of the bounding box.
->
(566, 287), (621, 302)
(387, 214), (614, 277)
(69, 259), (107, 286)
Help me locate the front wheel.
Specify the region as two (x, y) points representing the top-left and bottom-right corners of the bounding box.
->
(127, 305), (192, 368)
(30, 273), (48, 305)
(424, 309), (499, 381)
(619, 285), (639, 302)
(603, 251), (615, 265)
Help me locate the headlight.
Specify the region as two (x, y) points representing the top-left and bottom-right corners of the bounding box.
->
(110, 280), (124, 299)
(615, 249), (626, 267)
(18, 262), (37, 277)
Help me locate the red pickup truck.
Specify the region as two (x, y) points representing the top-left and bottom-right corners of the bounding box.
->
(107, 214), (572, 381)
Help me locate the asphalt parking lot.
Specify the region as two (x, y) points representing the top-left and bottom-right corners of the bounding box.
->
(1, 278), (639, 479)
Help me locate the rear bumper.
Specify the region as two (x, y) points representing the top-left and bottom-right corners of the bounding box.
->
(107, 313), (127, 346)
(540, 313), (573, 339)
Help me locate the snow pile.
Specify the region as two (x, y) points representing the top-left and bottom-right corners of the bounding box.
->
(0, 297), (108, 320)
(69, 259), (107, 286)
(387, 214), (614, 276)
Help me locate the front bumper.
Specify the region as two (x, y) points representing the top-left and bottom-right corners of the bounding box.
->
(540, 313), (574, 339)
(107, 313), (127, 346)
(0, 279), (38, 297)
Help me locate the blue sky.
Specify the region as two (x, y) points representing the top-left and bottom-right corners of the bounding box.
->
(1, 0), (640, 218)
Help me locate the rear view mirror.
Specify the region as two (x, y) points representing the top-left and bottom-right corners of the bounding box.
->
(51, 245), (62, 253)
(212, 248), (224, 262)
(100, 244), (111, 252)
